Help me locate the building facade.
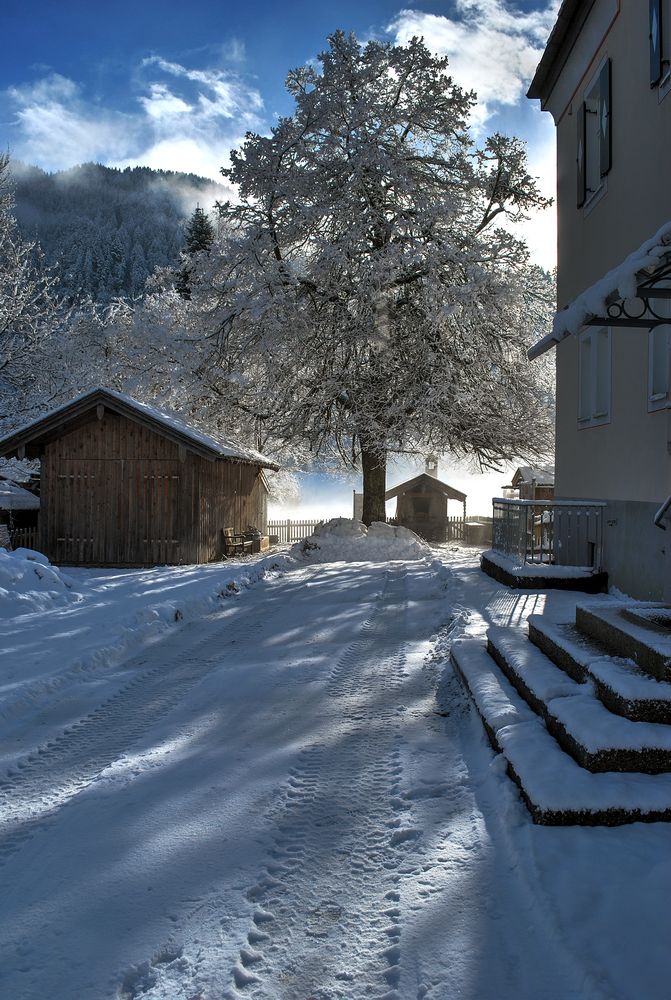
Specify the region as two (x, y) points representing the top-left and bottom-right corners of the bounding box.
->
(528, 0), (671, 599)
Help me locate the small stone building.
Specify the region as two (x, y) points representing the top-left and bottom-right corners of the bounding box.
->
(0, 387), (279, 566)
(386, 462), (467, 543)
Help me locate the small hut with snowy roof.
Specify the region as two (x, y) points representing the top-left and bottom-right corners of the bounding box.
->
(0, 387), (279, 566)
(385, 458), (466, 543)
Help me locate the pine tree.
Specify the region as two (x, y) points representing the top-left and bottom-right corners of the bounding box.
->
(175, 206), (215, 300)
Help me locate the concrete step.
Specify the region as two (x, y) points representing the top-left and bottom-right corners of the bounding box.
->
(527, 615), (671, 724)
(451, 638), (671, 825)
(481, 550), (608, 593)
(576, 604), (671, 682)
(487, 627), (671, 774)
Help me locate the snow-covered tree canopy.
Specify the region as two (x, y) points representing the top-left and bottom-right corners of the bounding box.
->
(207, 32), (554, 519)
(0, 154), (66, 413)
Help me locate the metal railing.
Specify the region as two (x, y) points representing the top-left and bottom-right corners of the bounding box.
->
(491, 498), (606, 571)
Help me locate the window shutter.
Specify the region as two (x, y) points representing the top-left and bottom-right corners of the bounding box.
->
(577, 102), (586, 207)
(650, 0), (663, 86)
(599, 59), (611, 177)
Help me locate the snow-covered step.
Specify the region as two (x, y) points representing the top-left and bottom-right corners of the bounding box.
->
(487, 627), (671, 774)
(528, 615), (671, 724)
(576, 604), (671, 682)
(451, 639), (671, 825)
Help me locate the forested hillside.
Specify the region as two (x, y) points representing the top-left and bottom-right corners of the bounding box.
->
(11, 162), (226, 302)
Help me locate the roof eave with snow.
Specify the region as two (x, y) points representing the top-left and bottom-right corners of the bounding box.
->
(528, 221), (671, 361)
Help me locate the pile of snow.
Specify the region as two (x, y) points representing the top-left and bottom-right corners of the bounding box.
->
(0, 548), (76, 618)
(292, 518), (430, 562)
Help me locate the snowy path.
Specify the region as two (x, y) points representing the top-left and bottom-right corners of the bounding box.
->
(0, 552), (667, 999)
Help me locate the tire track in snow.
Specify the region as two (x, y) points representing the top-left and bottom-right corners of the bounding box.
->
(0, 566), (323, 865)
(226, 567), (423, 1000)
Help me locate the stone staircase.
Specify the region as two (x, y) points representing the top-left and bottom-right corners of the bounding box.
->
(452, 602), (671, 825)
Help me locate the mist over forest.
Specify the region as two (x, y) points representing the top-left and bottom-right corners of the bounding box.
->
(10, 161), (227, 302)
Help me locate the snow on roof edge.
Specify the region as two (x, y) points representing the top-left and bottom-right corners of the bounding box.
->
(0, 387), (280, 470)
(529, 220), (671, 361)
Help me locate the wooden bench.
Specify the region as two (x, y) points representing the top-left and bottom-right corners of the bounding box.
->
(222, 527), (253, 557)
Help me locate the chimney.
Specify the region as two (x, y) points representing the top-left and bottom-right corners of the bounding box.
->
(425, 453), (438, 478)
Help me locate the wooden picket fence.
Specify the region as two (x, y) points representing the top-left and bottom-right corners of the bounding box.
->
(446, 516), (465, 542)
(268, 519), (324, 543)
(9, 526), (39, 550)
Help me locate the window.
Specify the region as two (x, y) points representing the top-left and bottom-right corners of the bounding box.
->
(577, 59), (611, 208)
(578, 327), (611, 427)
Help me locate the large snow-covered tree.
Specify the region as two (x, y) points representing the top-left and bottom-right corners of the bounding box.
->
(211, 32), (554, 522)
(0, 153), (64, 416)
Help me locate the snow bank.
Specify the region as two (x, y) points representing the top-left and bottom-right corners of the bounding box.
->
(0, 548), (76, 618)
(291, 518), (430, 562)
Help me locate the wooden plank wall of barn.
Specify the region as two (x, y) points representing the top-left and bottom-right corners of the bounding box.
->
(40, 411), (268, 566)
(195, 460), (268, 563)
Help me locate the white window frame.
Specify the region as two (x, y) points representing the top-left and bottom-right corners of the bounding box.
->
(648, 325), (670, 411)
(578, 326), (611, 428)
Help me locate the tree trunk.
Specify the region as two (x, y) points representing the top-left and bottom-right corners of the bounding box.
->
(361, 446), (387, 525)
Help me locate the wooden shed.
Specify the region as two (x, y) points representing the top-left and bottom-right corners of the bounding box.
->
(0, 388), (279, 566)
(386, 471), (467, 543)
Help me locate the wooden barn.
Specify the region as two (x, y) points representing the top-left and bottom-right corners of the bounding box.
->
(386, 461), (467, 543)
(0, 388), (279, 566)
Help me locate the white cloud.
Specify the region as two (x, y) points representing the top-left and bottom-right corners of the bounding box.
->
(6, 74), (136, 169)
(140, 83), (191, 121)
(388, 1), (560, 125)
(3, 57), (265, 181)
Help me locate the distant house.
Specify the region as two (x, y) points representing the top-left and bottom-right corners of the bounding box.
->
(502, 466), (555, 502)
(526, 1), (671, 600)
(0, 387), (279, 566)
(0, 478), (40, 548)
(386, 459), (467, 542)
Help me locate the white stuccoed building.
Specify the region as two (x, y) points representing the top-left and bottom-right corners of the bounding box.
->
(527, 0), (671, 600)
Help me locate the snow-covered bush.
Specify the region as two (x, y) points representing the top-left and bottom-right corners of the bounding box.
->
(292, 518), (430, 563)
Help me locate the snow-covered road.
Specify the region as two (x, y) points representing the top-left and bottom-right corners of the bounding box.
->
(1, 550), (669, 999)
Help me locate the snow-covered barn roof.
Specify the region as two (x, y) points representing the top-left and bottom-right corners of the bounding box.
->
(0, 480), (40, 510)
(0, 387), (280, 470)
(529, 221), (671, 360)
(385, 472), (466, 503)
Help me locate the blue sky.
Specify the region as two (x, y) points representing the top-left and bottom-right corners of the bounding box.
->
(2, 0), (559, 266)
